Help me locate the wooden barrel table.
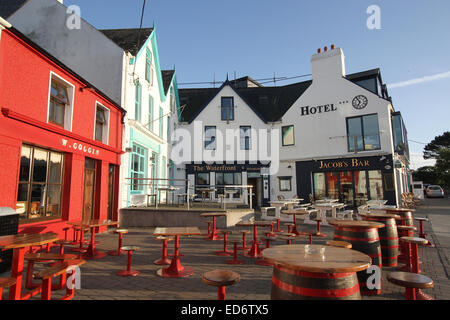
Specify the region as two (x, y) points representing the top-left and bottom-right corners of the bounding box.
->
(329, 220), (384, 296)
(358, 212), (400, 267)
(385, 208), (415, 227)
(262, 244), (371, 300)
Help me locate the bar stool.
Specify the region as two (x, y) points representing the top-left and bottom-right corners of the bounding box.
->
(313, 218), (327, 237)
(326, 240), (352, 249)
(54, 239), (74, 255)
(154, 236), (173, 265)
(202, 269), (240, 300)
(237, 230), (251, 250)
(414, 217), (434, 247)
(279, 233), (296, 245)
(117, 246), (140, 277)
(387, 272), (434, 300)
(400, 236), (432, 300)
(62, 227), (70, 241)
(108, 229), (129, 256)
(226, 239), (244, 265)
(0, 277), (16, 300)
(397, 225), (417, 266)
(255, 237), (276, 266)
(215, 230), (233, 256)
(284, 223), (295, 234)
(203, 220), (213, 237)
(70, 226), (89, 253)
(274, 218), (283, 232)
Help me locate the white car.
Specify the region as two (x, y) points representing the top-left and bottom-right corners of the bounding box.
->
(426, 185), (445, 198)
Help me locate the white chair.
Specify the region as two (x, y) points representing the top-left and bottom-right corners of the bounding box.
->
(261, 207), (276, 220)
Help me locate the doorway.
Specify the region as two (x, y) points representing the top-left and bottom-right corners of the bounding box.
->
(247, 177), (262, 208)
(83, 158), (97, 222)
(107, 164), (116, 222)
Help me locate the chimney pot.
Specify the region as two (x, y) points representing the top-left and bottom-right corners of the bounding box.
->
(317, 48), (322, 53)
(324, 46), (328, 51)
(331, 44), (335, 49)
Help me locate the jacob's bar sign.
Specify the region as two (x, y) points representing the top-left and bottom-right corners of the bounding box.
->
(318, 158), (370, 169)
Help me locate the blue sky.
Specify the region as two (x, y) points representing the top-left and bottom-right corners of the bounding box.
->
(65, 0), (449, 168)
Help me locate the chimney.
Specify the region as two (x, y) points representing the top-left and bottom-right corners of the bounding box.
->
(311, 45), (346, 81)
(57, 0), (64, 4)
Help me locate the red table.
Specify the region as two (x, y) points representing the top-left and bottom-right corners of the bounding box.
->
(235, 220), (273, 258)
(0, 233), (59, 300)
(68, 220), (119, 260)
(200, 212), (227, 241)
(280, 209), (310, 236)
(153, 227), (201, 278)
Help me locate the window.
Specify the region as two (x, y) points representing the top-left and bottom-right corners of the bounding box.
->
(148, 95), (154, 132)
(368, 170), (383, 199)
(221, 97), (234, 121)
(313, 173), (326, 199)
(170, 87), (176, 113)
(278, 177), (292, 191)
(282, 125), (295, 146)
(204, 126), (216, 150)
(16, 145), (64, 221)
(215, 172), (242, 198)
(145, 48), (153, 84)
(197, 172), (210, 185)
(49, 80), (69, 127)
(159, 107), (164, 138)
(167, 116), (171, 144)
(135, 81), (142, 122)
(240, 126), (251, 150)
(130, 144), (147, 192)
(94, 104), (109, 144)
(161, 156), (167, 179)
(347, 114), (381, 152)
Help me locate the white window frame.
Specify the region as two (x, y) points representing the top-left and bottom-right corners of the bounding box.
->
(47, 71), (75, 131)
(93, 101), (110, 145)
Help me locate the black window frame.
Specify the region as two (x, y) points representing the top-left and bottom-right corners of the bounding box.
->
(204, 126), (217, 150)
(281, 125), (295, 146)
(221, 97), (234, 121)
(346, 113), (381, 152)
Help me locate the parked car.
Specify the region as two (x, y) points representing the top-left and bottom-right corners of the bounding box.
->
(425, 185), (445, 198)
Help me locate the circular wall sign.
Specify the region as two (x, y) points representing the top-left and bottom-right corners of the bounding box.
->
(352, 95), (368, 110)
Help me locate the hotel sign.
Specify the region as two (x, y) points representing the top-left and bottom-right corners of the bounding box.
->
(300, 104), (337, 116)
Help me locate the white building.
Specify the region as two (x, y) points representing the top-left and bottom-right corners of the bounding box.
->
(174, 46), (411, 208)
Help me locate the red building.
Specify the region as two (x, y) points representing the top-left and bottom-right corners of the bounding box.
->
(0, 21), (125, 237)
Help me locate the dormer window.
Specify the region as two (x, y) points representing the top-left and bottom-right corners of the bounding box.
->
(221, 97), (234, 121)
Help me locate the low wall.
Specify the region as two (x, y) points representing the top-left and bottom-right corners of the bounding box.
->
(119, 208), (254, 228)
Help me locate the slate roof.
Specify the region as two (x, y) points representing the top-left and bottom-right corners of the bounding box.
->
(100, 28), (153, 56)
(179, 68), (387, 123)
(0, 0), (29, 19)
(161, 70), (175, 94)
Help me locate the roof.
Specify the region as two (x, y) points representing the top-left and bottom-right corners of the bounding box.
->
(0, 0), (28, 19)
(100, 28), (154, 56)
(161, 70), (175, 94)
(179, 80), (312, 123)
(179, 68), (388, 123)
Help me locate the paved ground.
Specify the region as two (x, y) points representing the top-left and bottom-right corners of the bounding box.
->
(1, 197), (449, 300)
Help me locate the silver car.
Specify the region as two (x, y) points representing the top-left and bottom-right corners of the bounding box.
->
(426, 185), (445, 198)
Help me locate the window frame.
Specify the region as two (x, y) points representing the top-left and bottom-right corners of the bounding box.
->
(47, 72), (75, 131)
(240, 126), (251, 150)
(135, 81), (142, 122)
(148, 95), (154, 132)
(221, 96), (234, 121)
(145, 48), (152, 83)
(130, 143), (147, 192)
(93, 102), (110, 144)
(278, 176), (292, 192)
(281, 125), (295, 146)
(204, 126), (217, 150)
(346, 113), (381, 152)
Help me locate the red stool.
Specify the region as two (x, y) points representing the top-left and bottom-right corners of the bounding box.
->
(313, 218), (327, 237)
(70, 226), (89, 253)
(256, 237), (276, 266)
(284, 223), (295, 234)
(274, 218), (283, 232)
(387, 272), (434, 300)
(108, 229), (128, 256)
(400, 236), (432, 300)
(226, 240), (244, 265)
(279, 234), (296, 245)
(202, 269), (240, 300)
(62, 227), (70, 241)
(203, 220), (213, 237)
(0, 277), (16, 300)
(415, 217), (434, 247)
(397, 225), (416, 267)
(154, 236), (174, 265)
(215, 230), (233, 256)
(237, 230), (251, 250)
(117, 246), (140, 277)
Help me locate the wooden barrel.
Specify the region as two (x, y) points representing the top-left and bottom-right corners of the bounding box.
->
(271, 265), (361, 300)
(331, 221), (383, 296)
(361, 215), (399, 267)
(386, 209), (414, 226)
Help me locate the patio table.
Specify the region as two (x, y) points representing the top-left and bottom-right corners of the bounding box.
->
(279, 210), (310, 236)
(156, 186), (179, 206)
(153, 227), (201, 278)
(313, 202), (345, 225)
(262, 244), (371, 300)
(235, 220), (273, 258)
(0, 232), (59, 300)
(200, 212), (227, 240)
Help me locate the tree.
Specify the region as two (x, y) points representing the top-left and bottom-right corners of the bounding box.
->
(423, 131), (450, 159)
(412, 166), (439, 185)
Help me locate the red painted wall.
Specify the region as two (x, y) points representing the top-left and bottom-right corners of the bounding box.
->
(0, 28), (124, 238)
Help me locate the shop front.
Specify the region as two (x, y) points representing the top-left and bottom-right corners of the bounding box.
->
(185, 162), (271, 207)
(295, 155), (397, 207)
